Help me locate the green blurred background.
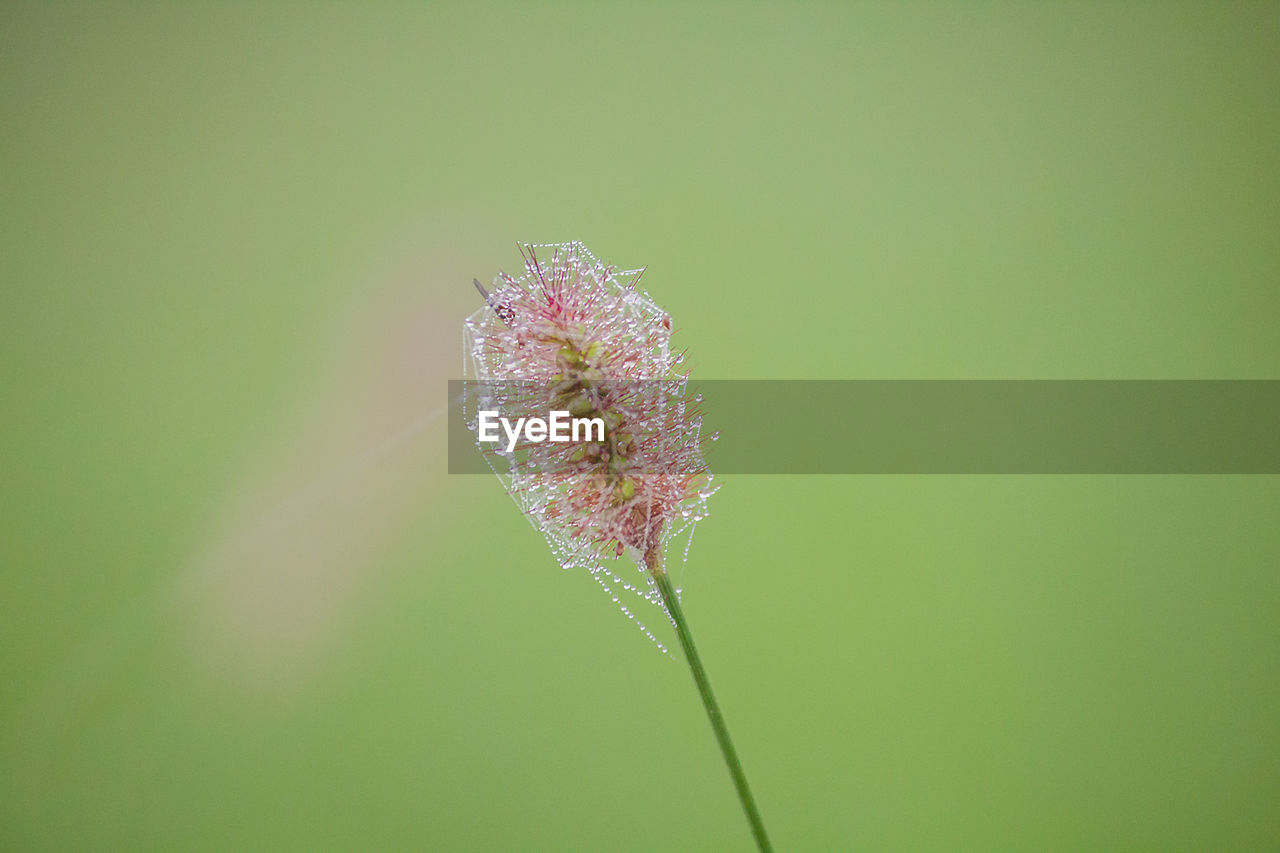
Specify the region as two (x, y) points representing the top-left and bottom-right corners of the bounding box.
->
(3, 2), (1278, 849)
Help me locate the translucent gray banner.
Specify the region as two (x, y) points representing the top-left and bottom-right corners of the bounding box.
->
(448, 380), (1280, 474)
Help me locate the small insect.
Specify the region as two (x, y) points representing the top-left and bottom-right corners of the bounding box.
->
(472, 278), (516, 326)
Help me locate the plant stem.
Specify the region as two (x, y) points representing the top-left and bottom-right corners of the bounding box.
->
(649, 554), (773, 852)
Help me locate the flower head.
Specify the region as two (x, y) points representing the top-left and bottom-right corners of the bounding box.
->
(464, 242), (714, 643)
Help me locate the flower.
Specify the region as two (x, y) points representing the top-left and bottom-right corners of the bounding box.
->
(464, 242), (714, 642)
(465, 246), (771, 849)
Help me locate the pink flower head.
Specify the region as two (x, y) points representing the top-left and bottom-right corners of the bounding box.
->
(464, 243), (714, 640)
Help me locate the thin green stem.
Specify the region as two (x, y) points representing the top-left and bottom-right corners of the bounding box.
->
(649, 555), (773, 853)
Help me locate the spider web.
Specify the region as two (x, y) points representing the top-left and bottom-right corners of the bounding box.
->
(461, 242), (716, 653)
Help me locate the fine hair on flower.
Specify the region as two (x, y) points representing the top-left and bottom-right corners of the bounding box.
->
(464, 242), (716, 646)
